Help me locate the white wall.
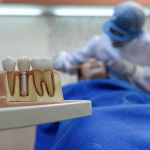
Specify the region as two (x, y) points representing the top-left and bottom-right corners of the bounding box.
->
(0, 16), (49, 71)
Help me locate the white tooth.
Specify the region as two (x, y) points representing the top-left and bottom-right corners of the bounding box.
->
(17, 55), (31, 72)
(2, 56), (16, 72)
(31, 57), (53, 96)
(31, 57), (52, 72)
(17, 56), (31, 96)
(2, 56), (16, 96)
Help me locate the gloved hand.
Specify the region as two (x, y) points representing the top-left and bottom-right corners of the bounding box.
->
(62, 59), (78, 75)
(107, 59), (136, 77)
(52, 50), (77, 75)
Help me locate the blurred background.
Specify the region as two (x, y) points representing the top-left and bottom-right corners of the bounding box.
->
(0, 0), (150, 149)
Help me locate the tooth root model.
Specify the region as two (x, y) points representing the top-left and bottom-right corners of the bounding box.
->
(2, 56), (16, 96)
(31, 57), (54, 97)
(0, 56), (64, 108)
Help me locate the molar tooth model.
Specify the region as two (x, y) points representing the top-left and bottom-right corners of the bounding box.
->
(31, 57), (53, 97)
(0, 56), (64, 107)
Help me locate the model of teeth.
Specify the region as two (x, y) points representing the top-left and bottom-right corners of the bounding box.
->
(2, 56), (16, 96)
(31, 57), (53, 96)
(17, 56), (31, 96)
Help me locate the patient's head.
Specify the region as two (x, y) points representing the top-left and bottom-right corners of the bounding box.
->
(78, 58), (108, 81)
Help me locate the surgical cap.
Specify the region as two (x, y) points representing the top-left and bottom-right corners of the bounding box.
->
(103, 1), (146, 43)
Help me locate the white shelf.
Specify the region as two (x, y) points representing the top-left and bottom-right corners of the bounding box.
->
(0, 100), (92, 130)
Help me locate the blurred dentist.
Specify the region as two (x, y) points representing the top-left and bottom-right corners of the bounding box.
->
(53, 1), (150, 93)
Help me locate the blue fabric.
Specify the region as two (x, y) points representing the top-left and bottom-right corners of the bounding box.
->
(35, 79), (150, 150)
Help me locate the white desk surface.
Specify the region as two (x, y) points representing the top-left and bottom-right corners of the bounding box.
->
(0, 100), (92, 130)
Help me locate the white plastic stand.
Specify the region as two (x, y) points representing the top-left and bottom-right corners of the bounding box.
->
(0, 100), (92, 130)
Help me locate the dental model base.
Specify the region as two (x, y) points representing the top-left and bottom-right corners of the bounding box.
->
(0, 56), (64, 107)
(0, 100), (92, 130)
(0, 56), (92, 130)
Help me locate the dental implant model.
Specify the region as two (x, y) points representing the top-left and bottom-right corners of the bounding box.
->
(0, 56), (64, 107)
(17, 56), (31, 96)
